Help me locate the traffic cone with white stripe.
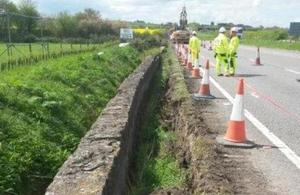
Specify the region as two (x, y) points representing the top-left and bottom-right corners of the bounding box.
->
(191, 57), (201, 78)
(225, 79), (246, 142)
(193, 60), (215, 100)
(184, 47), (188, 66)
(186, 53), (193, 71)
(255, 47), (262, 65)
(179, 44), (182, 58)
(216, 79), (255, 148)
(209, 41), (213, 51)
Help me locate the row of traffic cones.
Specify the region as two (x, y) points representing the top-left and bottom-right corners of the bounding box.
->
(193, 60), (253, 147)
(175, 45), (254, 148)
(201, 41), (213, 51)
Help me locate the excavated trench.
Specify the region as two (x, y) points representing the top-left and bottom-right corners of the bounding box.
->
(47, 45), (272, 195)
(130, 46), (273, 195)
(129, 47), (233, 195)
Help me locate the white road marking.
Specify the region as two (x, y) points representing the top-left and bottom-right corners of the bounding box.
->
(285, 68), (300, 75)
(249, 58), (255, 63)
(251, 92), (260, 98)
(223, 102), (231, 106)
(209, 75), (300, 170)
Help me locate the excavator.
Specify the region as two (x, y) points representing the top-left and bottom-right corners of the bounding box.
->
(170, 6), (190, 44)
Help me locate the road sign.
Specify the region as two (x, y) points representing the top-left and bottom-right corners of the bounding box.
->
(289, 22), (300, 36)
(120, 28), (133, 41)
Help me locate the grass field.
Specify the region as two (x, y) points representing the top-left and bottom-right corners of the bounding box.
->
(198, 29), (300, 51)
(0, 43), (97, 64)
(0, 44), (143, 194)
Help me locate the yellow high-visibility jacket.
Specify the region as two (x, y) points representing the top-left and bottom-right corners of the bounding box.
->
(228, 36), (240, 55)
(213, 33), (229, 54)
(189, 36), (201, 59)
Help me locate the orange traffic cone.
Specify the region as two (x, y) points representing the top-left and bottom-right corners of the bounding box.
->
(186, 53), (193, 71)
(209, 41), (213, 51)
(191, 59), (201, 79)
(217, 79), (255, 148)
(184, 48), (189, 66)
(225, 79), (246, 142)
(255, 47), (262, 65)
(193, 60), (215, 100)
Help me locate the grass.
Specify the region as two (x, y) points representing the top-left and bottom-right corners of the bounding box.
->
(241, 39), (300, 50)
(198, 31), (218, 41)
(198, 29), (300, 51)
(130, 48), (186, 195)
(0, 44), (142, 195)
(0, 43), (99, 64)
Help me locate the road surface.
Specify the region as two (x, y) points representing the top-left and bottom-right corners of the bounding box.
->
(200, 45), (300, 195)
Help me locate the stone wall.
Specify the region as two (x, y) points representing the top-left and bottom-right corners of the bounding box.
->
(46, 54), (161, 195)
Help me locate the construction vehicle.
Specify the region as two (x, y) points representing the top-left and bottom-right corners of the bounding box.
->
(170, 6), (190, 44)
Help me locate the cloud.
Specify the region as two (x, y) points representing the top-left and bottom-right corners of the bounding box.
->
(252, 0), (262, 7)
(9, 0), (300, 27)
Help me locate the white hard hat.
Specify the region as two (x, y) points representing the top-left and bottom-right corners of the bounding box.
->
(231, 27), (238, 32)
(219, 27), (226, 33)
(192, 31), (197, 35)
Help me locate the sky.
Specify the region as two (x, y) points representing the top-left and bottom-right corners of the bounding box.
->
(11, 0), (300, 27)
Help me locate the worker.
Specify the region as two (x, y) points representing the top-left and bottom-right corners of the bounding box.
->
(189, 31), (201, 67)
(213, 27), (229, 76)
(228, 27), (240, 76)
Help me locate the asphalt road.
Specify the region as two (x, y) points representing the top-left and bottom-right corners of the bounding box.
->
(199, 45), (300, 194)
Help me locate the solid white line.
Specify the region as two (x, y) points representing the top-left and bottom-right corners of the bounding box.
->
(209, 75), (300, 170)
(285, 68), (300, 75)
(244, 110), (300, 169)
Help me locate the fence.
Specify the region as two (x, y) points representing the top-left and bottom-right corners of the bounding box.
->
(0, 42), (97, 71)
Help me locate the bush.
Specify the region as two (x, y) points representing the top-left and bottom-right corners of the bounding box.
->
(24, 34), (38, 43)
(131, 33), (164, 52)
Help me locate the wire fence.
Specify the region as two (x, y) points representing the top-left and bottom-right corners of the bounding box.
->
(0, 10), (102, 71)
(0, 42), (98, 71)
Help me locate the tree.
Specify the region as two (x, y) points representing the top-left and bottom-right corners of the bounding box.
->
(188, 22), (201, 31)
(0, 0), (19, 42)
(0, 0), (18, 12)
(18, 0), (39, 34)
(75, 9), (102, 38)
(55, 11), (77, 38)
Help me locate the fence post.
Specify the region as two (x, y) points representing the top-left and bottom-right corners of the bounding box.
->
(60, 42), (63, 56)
(6, 44), (11, 70)
(29, 43), (32, 65)
(47, 42), (50, 58)
(42, 43), (45, 60)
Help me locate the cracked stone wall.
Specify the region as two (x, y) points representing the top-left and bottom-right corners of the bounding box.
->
(46, 55), (161, 195)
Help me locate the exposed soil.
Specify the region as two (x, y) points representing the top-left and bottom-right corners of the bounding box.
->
(151, 49), (276, 195)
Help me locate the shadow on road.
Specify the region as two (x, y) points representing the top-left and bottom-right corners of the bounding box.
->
(254, 144), (279, 149)
(234, 74), (266, 78)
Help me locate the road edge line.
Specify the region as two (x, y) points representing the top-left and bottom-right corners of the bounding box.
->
(209, 75), (300, 170)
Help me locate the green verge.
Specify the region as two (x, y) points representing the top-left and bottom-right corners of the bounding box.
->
(130, 48), (186, 195)
(198, 30), (300, 51)
(0, 45), (142, 195)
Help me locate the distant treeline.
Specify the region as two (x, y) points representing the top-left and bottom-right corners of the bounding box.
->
(0, 0), (173, 44)
(0, 0), (129, 43)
